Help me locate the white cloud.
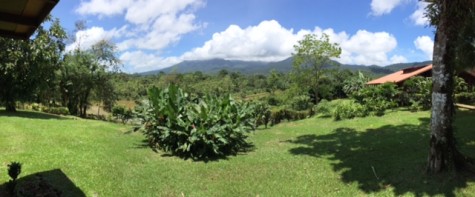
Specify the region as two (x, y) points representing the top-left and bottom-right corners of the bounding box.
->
(76, 0), (132, 17)
(121, 13), (201, 50)
(183, 20), (305, 61)
(124, 0), (204, 25)
(66, 26), (127, 52)
(76, 0), (204, 51)
(338, 30), (400, 65)
(390, 55), (408, 64)
(120, 51), (181, 72)
(370, 0), (406, 16)
(183, 20), (405, 66)
(410, 1), (430, 26)
(414, 36), (434, 59)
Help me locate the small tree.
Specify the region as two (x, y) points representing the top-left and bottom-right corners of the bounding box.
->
(291, 33), (341, 104)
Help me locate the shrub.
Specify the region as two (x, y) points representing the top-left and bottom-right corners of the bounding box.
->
(314, 99), (333, 117)
(112, 106), (133, 124)
(31, 103), (40, 111)
(266, 97), (281, 106)
(454, 76), (475, 104)
(288, 95), (313, 111)
(252, 102), (271, 128)
(270, 109), (308, 125)
(135, 84), (255, 160)
(85, 114), (107, 121)
(6, 162), (22, 195)
(455, 92), (475, 104)
(332, 100), (368, 121)
(41, 107), (70, 115)
(343, 71), (370, 97)
(401, 76), (432, 110)
(353, 83), (400, 115)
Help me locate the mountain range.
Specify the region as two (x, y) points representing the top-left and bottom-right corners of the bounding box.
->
(139, 57), (432, 77)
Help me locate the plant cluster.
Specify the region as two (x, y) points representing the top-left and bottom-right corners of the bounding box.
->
(135, 84), (256, 160)
(331, 100), (368, 120)
(41, 107), (70, 115)
(6, 162), (22, 195)
(270, 109), (310, 125)
(288, 95), (313, 111)
(251, 102), (272, 128)
(112, 105), (133, 124)
(401, 76), (432, 111)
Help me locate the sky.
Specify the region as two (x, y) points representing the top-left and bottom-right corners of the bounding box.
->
(51, 0), (435, 73)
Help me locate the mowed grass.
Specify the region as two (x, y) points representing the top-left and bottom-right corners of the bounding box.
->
(1, 109), (475, 196)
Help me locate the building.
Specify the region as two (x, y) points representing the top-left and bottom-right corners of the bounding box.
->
(0, 0), (59, 39)
(367, 64), (432, 85)
(367, 64), (475, 85)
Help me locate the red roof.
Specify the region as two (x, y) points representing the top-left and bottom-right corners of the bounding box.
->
(367, 64), (432, 85)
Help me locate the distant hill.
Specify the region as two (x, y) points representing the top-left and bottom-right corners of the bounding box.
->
(139, 57), (432, 77)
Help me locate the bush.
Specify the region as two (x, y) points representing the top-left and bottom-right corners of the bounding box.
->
(454, 76), (475, 104)
(401, 76), (432, 111)
(31, 103), (40, 111)
(252, 102), (271, 128)
(266, 97), (281, 106)
(288, 95), (313, 111)
(85, 114), (107, 121)
(455, 92), (475, 104)
(353, 83), (400, 115)
(112, 106), (133, 124)
(41, 107), (69, 115)
(332, 100), (368, 121)
(314, 99), (333, 117)
(135, 85), (255, 160)
(270, 109), (308, 125)
(6, 162), (22, 195)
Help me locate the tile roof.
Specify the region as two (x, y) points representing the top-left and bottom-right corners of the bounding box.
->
(367, 64), (433, 85)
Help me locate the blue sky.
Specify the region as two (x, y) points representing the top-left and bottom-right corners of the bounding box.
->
(51, 0), (434, 73)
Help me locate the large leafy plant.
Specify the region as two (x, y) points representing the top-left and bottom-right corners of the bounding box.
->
(353, 83), (400, 115)
(135, 84), (256, 160)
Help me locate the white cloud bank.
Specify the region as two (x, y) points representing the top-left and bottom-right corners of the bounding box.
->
(117, 20), (408, 72)
(184, 20), (406, 66)
(414, 35), (434, 59)
(73, 0), (204, 52)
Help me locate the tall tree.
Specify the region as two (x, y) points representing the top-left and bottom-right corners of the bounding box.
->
(291, 33), (341, 104)
(425, 0), (475, 173)
(0, 18), (66, 112)
(60, 40), (120, 117)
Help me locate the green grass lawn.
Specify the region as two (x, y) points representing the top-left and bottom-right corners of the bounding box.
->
(1, 109), (475, 196)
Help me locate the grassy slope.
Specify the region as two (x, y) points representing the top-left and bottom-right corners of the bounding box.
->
(1, 110), (475, 196)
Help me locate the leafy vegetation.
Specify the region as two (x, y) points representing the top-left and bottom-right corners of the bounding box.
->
(5, 162), (21, 195)
(135, 85), (256, 160)
(291, 33), (341, 104)
(332, 99), (368, 120)
(111, 106), (132, 124)
(0, 18), (66, 112)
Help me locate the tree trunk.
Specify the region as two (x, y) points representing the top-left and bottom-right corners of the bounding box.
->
(427, 30), (458, 173)
(5, 99), (16, 112)
(426, 0), (470, 173)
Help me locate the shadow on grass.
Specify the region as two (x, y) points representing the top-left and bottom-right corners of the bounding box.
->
(0, 169), (85, 196)
(0, 110), (67, 120)
(287, 111), (475, 197)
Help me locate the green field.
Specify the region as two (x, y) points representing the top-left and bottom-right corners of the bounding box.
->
(1, 109), (475, 196)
